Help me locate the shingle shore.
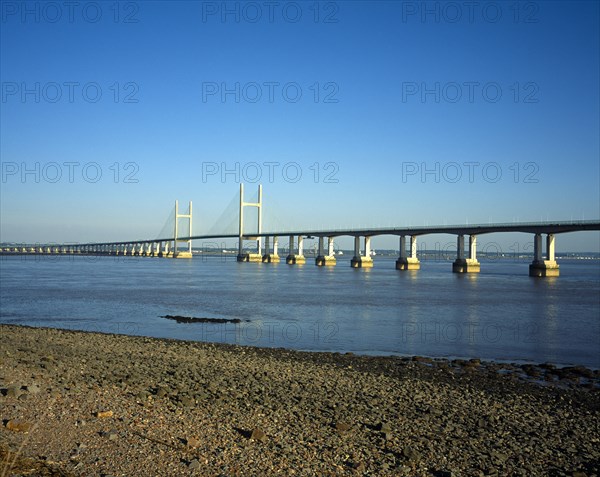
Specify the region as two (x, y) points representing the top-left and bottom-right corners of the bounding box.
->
(1, 324), (598, 476)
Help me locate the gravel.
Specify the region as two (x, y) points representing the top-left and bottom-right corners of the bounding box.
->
(0, 324), (598, 476)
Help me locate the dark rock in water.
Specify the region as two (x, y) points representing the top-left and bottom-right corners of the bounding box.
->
(160, 315), (244, 324)
(521, 365), (541, 377)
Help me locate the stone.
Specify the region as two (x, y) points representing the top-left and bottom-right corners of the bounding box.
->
(26, 384), (41, 394)
(156, 386), (168, 398)
(378, 422), (392, 433)
(6, 386), (21, 398)
(250, 428), (267, 442)
(188, 459), (201, 470)
(186, 437), (201, 448)
(137, 391), (150, 400)
(402, 446), (421, 462)
(434, 471), (452, 477)
(6, 419), (32, 433)
(180, 396), (194, 407)
(101, 429), (118, 440)
(490, 450), (508, 463)
(335, 422), (351, 434)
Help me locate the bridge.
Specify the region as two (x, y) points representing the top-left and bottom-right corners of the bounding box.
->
(2, 184), (599, 277)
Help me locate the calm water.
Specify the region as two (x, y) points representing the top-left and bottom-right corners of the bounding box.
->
(1, 254), (599, 368)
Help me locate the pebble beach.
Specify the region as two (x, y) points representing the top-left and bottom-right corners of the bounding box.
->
(1, 324), (599, 476)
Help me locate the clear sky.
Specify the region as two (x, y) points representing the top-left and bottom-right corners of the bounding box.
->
(1, 0), (599, 252)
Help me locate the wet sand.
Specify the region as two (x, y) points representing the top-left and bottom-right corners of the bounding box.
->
(1, 324), (598, 476)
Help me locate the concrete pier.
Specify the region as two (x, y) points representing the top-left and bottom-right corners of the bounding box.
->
(452, 234), (480, 273)
(351, 236), (373, 268)
(262, 236), (280, 263)
(160, 241), (173, 258)
(396, 235), (420, 270)
(238, 250), (263, 262)
(286, 235), (306, 264)
(316, 236), (336, 266)
(529, 233), (560, 277)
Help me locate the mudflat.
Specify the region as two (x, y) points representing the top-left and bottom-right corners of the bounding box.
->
(0, 324), (598, 476)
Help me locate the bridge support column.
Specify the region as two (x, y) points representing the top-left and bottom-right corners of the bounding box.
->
(286, 235), (305, 264)
(396, 235), (420, 270)
(316, 236), (336, 266)
(453, 234), (480, 273)
(351, 236), (374, 268)
(529, 233), (559, 277)
(161, 241), (173, 258)
(262, 236), (280, 263)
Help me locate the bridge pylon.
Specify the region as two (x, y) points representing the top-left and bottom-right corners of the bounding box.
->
(173, 200), (193, 258)
(237, 183), (263, 262)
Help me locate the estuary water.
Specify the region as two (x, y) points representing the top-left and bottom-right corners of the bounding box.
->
(0, 254), (599, 368)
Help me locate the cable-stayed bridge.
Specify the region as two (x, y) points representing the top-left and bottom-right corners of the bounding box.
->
(2, 184), (599, 277)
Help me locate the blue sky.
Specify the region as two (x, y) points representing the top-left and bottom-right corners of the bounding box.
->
(1, 0), (599, 252)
